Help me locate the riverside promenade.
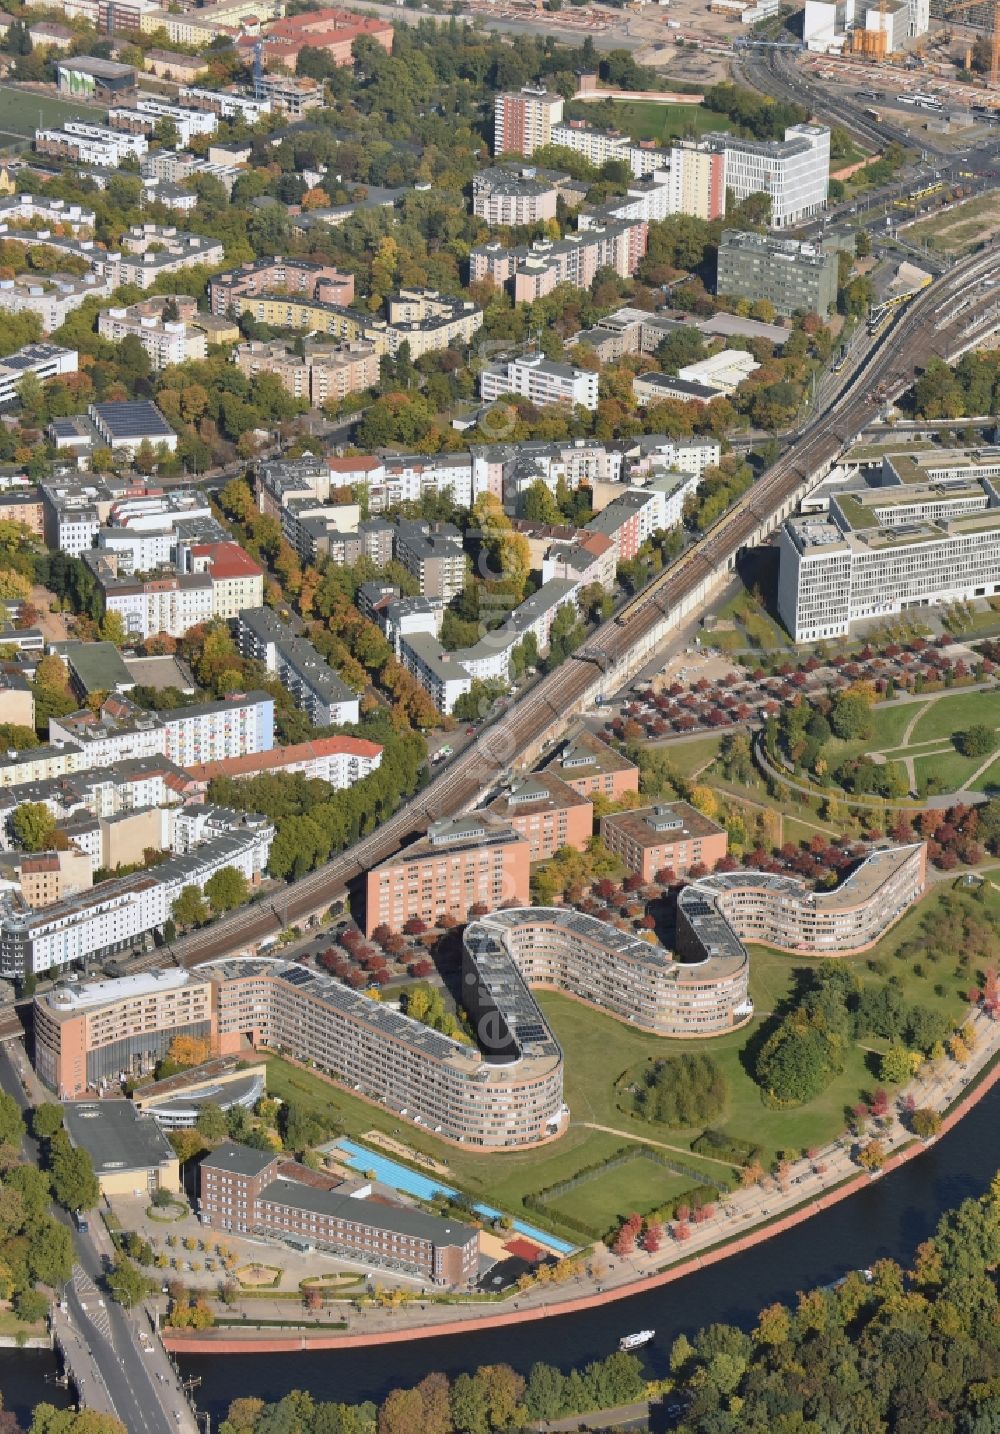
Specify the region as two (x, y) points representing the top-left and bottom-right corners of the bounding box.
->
(163, 996), (1000, 1354)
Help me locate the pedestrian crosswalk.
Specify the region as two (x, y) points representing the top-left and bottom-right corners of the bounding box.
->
(72, 1263), (112, 1341)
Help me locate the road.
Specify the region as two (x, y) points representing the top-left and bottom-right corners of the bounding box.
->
(157, 241), (1000, 972)
(0, 1047), (197, 1434)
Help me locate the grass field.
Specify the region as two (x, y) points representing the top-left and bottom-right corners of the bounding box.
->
(912, 750), (979, 793)
(542, 1156), (696, 1235)
(0, 83), (101, 141)
(909, 689), (1000, 744)
(564, 99), (729, 146)
(703, 590), (793, 653)
(265, 880), (971, 1237)
(660, 734), (723, 779)
(973, 756), (1000, 793)
(777, 690), (1000, 801)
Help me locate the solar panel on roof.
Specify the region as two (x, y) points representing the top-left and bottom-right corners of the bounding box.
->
(280, 967), (312, 986)
(516, 1024), (545, 1042)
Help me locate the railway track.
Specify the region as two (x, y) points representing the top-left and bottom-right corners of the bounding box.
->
(162, 247), (1000, 970)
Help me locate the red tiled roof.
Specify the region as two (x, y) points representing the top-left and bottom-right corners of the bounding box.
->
(185, 735), (382, 783)
(190, 540), (263, 581)
(328, 455), (380, 473)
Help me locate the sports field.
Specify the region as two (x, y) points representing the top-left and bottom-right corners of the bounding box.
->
(0, 84), (102, 145)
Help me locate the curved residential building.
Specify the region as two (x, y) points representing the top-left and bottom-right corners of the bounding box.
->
(465, 907), (752, 1040)
(35, 846), (923, 1142)
(677, 842), (926, 958)
(201, 954), (568, 1150)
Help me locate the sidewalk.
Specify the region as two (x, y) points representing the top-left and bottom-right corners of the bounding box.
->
(51, 1305), (118, 1420)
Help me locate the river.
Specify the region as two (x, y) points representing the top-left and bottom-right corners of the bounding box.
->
(172, 1080), (1000, 1422)
(3, 1085), (996, 1428)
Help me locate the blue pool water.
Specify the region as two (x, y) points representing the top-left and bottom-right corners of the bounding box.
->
(334, 1138), (576, 1255)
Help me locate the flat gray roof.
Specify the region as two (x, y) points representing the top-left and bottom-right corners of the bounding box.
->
(199, 1140), (276, 1178)
(259, 1176), (477, 1246)
(64, 1099), (175, 1174)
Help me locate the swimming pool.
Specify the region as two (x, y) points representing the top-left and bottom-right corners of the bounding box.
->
(334, 1138), (576, 1256)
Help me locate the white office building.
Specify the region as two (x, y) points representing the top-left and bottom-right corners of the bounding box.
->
(804, 0), (927, 52)
(778, 454), (1000, 641)
(0, 343), (77, 404)
(35, 121), (148, 167)
(480, 354), (599, 411)
(723, 125), (830, 229)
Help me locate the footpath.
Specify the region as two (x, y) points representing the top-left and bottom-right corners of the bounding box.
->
(163, 998), (1000, 1354)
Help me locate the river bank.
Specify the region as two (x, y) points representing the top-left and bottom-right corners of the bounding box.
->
(165, 1000), (1000, 1356)
(175, 1069), (1000, 1418)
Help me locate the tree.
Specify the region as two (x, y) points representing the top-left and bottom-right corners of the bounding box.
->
(32, 653), (73, 725)
(48, 1131), (99, 1211)
(169, 1128), (207, 1165)
(911, 1106), (942, 1139)
(98, 611), (126, 646)
(204, 866), (250, 915)
(857, 1139), (887, 1171)
(106, 1256), (150, 1309)
(30, 1410), (127, 1434)
(632, 1053), (727, 1127)
(520, 479), (561, 525)
(12, 802), (56, 853)
(960, 723), (996, 759)
(830, 690), (874, 741)
(166, 1035), (210, 1070)
(0, 1093), (24, 1148)
(195, 1103), (228, 1142)
(172, 885), (209, 929)
(32, 1103), (64, 1140)
(14, 1286), (48, 1324)
(879, 1044), (913, 1085)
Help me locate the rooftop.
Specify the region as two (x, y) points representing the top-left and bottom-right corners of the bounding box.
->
(90, 400), (175, 441)
(258, 1176), (477, 1247)
(603, 799), (726, 847)
(64, 1099), (176, 1175)
(487, 771), (591, 821)
(39, 966), (197, 1016)
(200, 1140), (276, 1179)
(546, 729), (637, 780)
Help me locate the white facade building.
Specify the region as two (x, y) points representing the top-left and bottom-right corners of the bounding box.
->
(677, 349), (761, 395)
(35, 121), (147, 167)
(722, 124), (830, 229)
(0, 343), (77, 404)
(97, 307), (207, 369)
(480, 354), (599, 411)
(778, 456), (1000, 641)
(0, 821), (273, 977)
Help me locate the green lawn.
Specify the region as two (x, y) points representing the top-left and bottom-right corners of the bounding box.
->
(0, 82), (102, 140)
(0, 1309), (44, 1338)
(543, 1156), (697, 1236)
(706, 591), (793, 653)
(565, 99), (730, 145)
(973, 756), (1000, 794)
(913, 750), (980, 793)
(661, 734), (723, 779)
(907, 689), (1000, 743)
